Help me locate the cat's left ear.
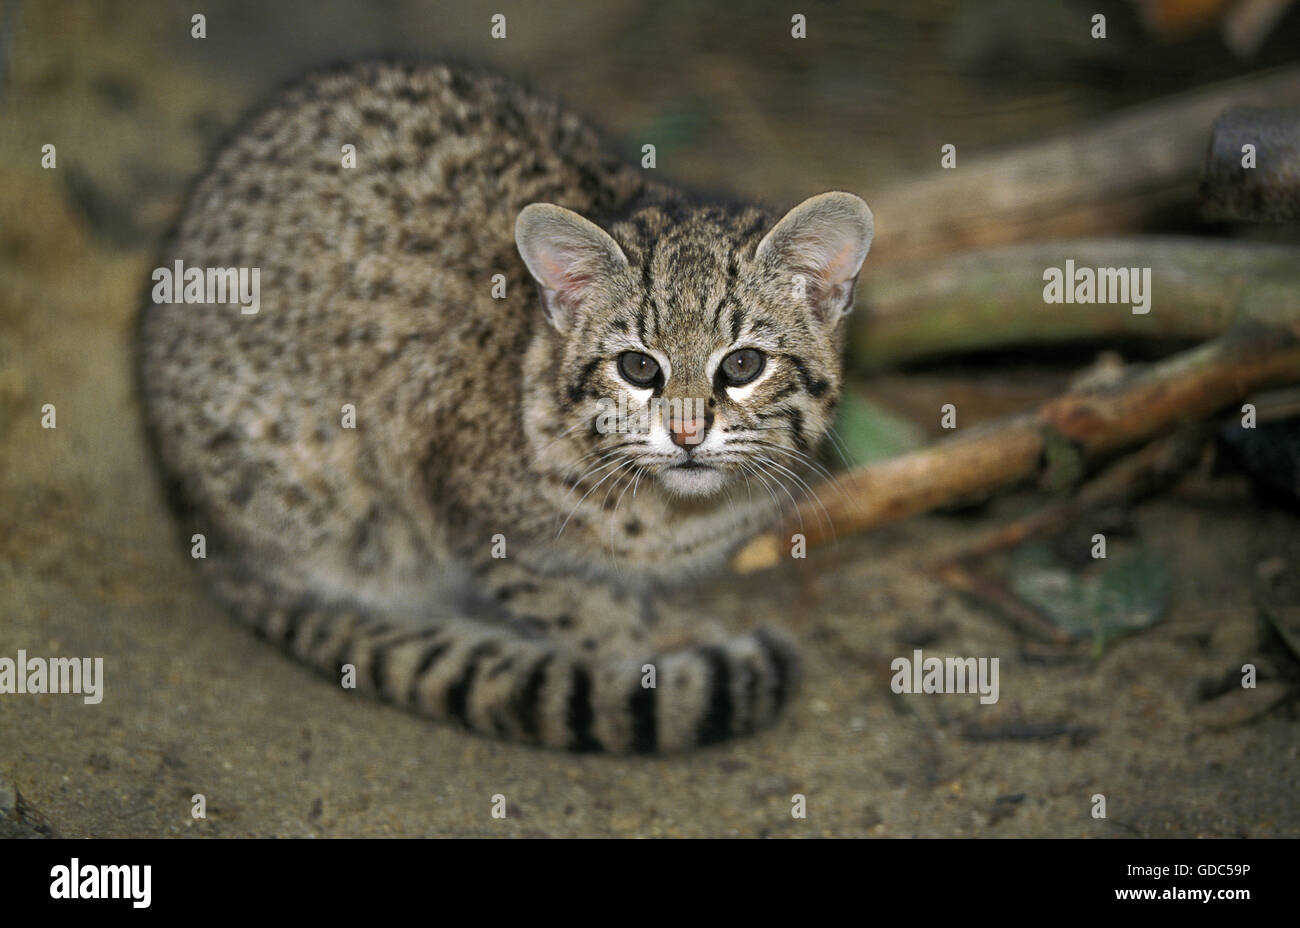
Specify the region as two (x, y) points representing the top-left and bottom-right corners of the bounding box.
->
(755, 191), (873, 325)
(516, 203), (628, 331)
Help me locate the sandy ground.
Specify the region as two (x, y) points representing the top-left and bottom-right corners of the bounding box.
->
(2, 0), (1298, 837)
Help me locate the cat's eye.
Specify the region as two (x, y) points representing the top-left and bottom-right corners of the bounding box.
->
(618, 351), (660, 387)
(719, 348), (765, 386)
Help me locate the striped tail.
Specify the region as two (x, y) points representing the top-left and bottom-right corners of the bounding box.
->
(206, 566), (798, 753)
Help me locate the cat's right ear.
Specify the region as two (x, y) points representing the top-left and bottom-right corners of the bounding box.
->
(515, 203), (628, 331)
(755, 191), (873, 326)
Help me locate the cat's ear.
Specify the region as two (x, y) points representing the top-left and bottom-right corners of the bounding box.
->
(755, 192), (873, 325)
(515, 203), (628, 331)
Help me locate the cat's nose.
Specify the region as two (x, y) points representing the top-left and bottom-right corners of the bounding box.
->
(669, 414), (711, 447)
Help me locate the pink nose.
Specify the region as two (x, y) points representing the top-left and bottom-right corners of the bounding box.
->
(669, 418), (708, 448)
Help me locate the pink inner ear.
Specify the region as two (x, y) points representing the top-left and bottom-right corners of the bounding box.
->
(538, 246), (594, 303)
(780, 225), (865, 318)
(821, 234), (861, 285)
(793, 229), (858, 292)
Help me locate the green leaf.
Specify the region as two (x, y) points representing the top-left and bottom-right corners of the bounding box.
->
(827, 390), (924, 470)
(1010, 542), (1170, 657)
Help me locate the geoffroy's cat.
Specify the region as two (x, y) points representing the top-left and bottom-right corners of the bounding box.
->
(136, 60), (873, 753)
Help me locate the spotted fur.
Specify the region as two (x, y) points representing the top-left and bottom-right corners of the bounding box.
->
(136, 60), (872, 752)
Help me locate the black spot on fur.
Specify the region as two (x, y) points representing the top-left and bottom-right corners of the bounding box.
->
(566, 665), (603, 752)
(406, 639), (450, 706)
(514, 654), (553, 740)
(783, 354), (830, 398)
(629, 671), (657, 754)
(369, 647), (388, 696)
(279, 601), (311, 648)
(568, 358), (601, 403)
(695, 647), (733, 746)
(447, 642), (499, 728)
(754, 630), (793, 712)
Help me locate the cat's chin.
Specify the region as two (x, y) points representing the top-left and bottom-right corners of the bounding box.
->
(656, 464), (729, 498)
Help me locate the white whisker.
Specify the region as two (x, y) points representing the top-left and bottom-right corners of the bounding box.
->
(556, 458), (634, 539)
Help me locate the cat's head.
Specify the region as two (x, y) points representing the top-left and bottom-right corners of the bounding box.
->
(516, 192), (873, 500)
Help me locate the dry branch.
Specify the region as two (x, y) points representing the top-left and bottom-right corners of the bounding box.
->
(732, 323), (1300, 573)
(935, 427), (1211, 566)
(864, 66), (1300, 267)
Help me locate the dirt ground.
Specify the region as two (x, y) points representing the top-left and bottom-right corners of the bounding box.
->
(2, 1), (1298, 837)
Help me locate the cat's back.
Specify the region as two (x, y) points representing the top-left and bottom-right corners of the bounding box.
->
(138, 58), (651, 444)
(141, 59), (643, 344)
(135, 60), (648, 579)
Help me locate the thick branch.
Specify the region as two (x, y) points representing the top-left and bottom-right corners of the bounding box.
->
(851, 238), (1300, 369)
(865, 67), (1300, 267)
(733, 323), (1300, 573)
